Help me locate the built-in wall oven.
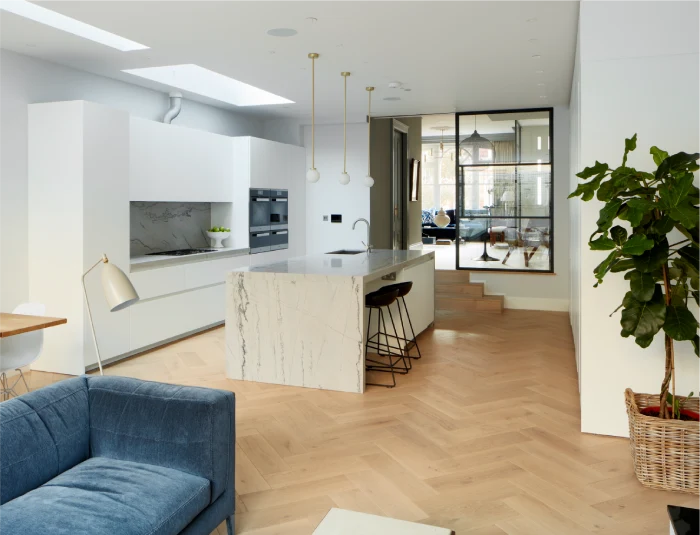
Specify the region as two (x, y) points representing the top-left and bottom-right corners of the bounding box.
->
(249, 189), (289, 254)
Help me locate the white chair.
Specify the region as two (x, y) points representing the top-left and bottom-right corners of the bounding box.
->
(0, 303), (45, 399)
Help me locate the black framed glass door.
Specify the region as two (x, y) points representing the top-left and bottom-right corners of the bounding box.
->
(454, 108), (554, 273)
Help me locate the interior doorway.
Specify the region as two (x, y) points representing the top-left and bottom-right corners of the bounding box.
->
(391, 119), (409, 250)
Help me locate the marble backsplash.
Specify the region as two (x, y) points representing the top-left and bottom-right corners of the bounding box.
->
(130, 202), (211, 255)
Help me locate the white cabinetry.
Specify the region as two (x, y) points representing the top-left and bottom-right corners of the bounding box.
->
(214, 137), (305, 256)
(28, 101), (130, 375)
(127, 254), (249, 354)
(130, 117), (234, 202)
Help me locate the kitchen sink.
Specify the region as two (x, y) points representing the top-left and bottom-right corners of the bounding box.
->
(326, 250), (365, 255)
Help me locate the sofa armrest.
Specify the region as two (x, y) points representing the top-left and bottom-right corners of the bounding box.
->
(87, 376), (234, 504)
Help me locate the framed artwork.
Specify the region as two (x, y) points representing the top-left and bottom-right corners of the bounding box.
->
(409, 158), (420, 202)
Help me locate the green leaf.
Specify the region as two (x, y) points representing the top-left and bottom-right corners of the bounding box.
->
(594, 250), (621, 284)
(691, 335), (699, 357)
(678, 244), (699, 267)
(652, 215), (675, 235)
(657, 151), (700, 180)
(621, 234), (654, 256)
(594, 199), (623, 236)
(650, 146), (669, 167)
(610, 226), (628, 246)
(659, 172), (695, 209)
(620, 286), (666, 345)
(622, 134), (637, 166)
(577, 161), (609, 180)
(669, 200), (698, 229)
(589, 236), (616, 250)
(621, 198), (656, 227)
(676, 223), (699, 246)
(627, 270), (656, 301)
(673, 257), (699, 291)
(611, 259), (635, 273)
(663, 305), (699, 341)
(634, 240), (669, 273)
(670, 281), (689, 307)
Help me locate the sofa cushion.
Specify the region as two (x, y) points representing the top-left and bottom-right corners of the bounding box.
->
(0, 457), (211, 535)
(0, 377), (88, 504)
(87, 376), (233, 503)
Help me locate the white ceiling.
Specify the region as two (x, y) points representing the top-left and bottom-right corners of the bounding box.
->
(0, 1), (579, 124)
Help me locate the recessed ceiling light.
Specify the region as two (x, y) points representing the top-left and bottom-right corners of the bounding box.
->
(305, 17), (318, 23)
(539, 95), (548, 99)
(403, 88), (412, 92)
(532, 54), (541, 59)
(266, 28), (297, 37)
(122, 64), (293, 107)
(535, 70), (544, 74)
(526, 18), (538, 23)
(268, 50), (276, 54)
(537, 82), (545, 87)
(528, 38), (538, 43)
(336, 44), (344, 48)
(383, 97), (401, 101)
(0, 0), (148, 51)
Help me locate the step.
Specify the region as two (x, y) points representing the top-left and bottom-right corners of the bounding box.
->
(435, 294), (504, 313)
(434, 270), (472, 283)
(435, 282), (484, 297)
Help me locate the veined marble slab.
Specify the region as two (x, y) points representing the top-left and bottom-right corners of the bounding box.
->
(225, 250), (435, 393)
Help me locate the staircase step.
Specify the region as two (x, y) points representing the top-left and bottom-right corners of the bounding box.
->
(436, 294), (504, 313)
(435, 282), (484, 297)
(435, 270), (472, 283)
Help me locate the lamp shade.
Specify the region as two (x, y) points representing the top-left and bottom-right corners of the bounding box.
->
(501, 190), (515, 202)
(459, 130), (495, 164)
(101, 262), (139, 312)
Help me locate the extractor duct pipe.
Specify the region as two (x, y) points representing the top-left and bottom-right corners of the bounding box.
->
(163, 92), (182, 124)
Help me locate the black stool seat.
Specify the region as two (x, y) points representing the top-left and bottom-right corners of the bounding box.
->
(380, 281), (413, 298)
(366, 288), (399, 308)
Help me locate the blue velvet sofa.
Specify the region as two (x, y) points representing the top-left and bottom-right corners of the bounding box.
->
(0, 376), (235, 535)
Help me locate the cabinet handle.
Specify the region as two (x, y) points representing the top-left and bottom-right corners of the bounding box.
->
(254, 232), (270, 237)
(273, 231), (288, 235)
(252, 198), (270, 202)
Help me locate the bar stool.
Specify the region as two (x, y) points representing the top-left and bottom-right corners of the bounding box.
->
(365, 287), (409, 388)
(380, 281), (422, 360)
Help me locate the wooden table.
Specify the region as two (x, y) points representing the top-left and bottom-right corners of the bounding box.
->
(0, 313), (67, 338)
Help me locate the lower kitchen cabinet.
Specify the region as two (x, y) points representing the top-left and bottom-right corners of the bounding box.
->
(129, 284), (224, 352)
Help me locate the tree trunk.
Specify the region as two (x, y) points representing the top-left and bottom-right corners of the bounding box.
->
(659, 262), (675, 419)
(659, 334), (674, 418)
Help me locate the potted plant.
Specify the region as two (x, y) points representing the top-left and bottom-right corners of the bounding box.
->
(570, 135), (699, 494)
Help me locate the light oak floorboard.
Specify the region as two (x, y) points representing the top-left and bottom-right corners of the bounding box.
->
(19, 309), (698, 534)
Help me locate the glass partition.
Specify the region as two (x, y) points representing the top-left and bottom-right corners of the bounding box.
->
(456, 109), (553, 272)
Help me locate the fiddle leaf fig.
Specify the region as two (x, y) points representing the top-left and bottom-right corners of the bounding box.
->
(571, 135), (700, 419)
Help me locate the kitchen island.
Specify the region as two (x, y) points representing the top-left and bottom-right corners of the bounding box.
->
(225, 249), (435, 393)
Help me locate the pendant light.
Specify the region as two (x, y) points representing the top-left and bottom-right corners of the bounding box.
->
(459, 115), (494, 164)
(364, 86), (375, 188)
(339, 72), (351, 185)
(306, 53), (320, 183)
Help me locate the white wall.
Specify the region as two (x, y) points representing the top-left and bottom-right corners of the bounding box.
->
(263, 117), (305, 147)
(470, 105), (571, 312)
(573, 1), (699, 437)
(303, 123), (371, 254)
(0, 50), (265, 313)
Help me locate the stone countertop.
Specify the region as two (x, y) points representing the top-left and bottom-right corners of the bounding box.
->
(230, 249), (434, 282)
(130, 247), (249, 272)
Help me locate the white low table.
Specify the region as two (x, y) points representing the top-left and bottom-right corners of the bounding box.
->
(313, 508), (454, 535)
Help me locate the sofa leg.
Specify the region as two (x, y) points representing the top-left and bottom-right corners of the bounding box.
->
(226, 515), (235, 535)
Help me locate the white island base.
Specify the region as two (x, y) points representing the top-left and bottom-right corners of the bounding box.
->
(225, 250), (435, 393)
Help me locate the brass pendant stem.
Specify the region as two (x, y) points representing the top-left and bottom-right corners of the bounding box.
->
(308, 53), (319, 169)
(366, 86), (374, 176)
(341, 72), (350, 173)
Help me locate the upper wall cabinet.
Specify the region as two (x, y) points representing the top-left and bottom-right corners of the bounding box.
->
(130, 118), (234, 202)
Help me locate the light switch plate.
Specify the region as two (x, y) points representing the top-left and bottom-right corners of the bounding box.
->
(323, 215), (329, 221)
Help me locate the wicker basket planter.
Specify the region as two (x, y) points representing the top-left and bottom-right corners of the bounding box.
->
(625, 389), (699, 494)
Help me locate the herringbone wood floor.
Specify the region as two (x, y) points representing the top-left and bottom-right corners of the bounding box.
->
(22, 309), (698, 534)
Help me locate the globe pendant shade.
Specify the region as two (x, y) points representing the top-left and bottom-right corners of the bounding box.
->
(101, 262), (139, 312)
(306, 168), (320, 183)
(339, 172), (350, 185)
(364, 175), (374, 188)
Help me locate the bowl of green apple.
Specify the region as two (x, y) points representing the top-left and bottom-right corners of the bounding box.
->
(206, 226), (230, 248)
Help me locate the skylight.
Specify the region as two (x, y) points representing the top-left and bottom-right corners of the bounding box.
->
(122, 64), (293, 107)
(0, 1), (149, 51)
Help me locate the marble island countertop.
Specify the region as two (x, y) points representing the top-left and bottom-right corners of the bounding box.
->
(130, 247), (249, 272)
(231, 249), (434, 282)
